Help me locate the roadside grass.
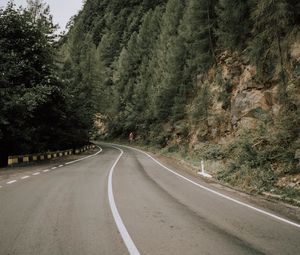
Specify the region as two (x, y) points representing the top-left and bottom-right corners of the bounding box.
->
(98, 135), (300, 207)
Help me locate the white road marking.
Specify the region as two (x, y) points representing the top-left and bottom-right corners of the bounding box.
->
(7, 180), (17, 184)
(115, 144), (300, 229)
(3, 145), (102, 187)
(65, 147), (102, 165)
(108, 146), (141, 255)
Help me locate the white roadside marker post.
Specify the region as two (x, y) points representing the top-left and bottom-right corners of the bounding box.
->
(201, 160), (204, 174)
(198, 160), (212, 178)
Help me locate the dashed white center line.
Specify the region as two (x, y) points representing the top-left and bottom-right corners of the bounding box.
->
(1, 146), (102, 188)
(7, 180), (17, 184)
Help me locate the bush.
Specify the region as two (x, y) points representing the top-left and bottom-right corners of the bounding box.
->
(218, 102), (300, 192)
(202, 144), (225, 160)
(218, 81), (233, 110)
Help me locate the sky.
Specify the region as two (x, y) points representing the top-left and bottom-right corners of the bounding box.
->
(0, 0), (84, 33)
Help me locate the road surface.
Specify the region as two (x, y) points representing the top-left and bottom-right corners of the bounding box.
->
(0, 143), (299, 255)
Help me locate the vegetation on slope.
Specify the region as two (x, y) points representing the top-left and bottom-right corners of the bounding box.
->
(62, 0), (299, 133)
(61, 0), (300, 194)
(0, 1), (95, 166)
(1, 0), (300, 197)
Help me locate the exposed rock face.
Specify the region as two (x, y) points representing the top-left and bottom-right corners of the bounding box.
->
(94, 113), (108, 136)
(238, 65), (263, 90)
(206, 51), (286, 141)
(170, 43), (299, 152)
(231, 90), (272, 123)
(227, 56), (276, 126)
(291, 37), (300, 62)
(277, 174), (300, 191)
(219, 51), (243, 84)
(161, 45), (299, 194)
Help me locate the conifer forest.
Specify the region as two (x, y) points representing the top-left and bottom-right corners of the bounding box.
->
(1, 0), (300, 194)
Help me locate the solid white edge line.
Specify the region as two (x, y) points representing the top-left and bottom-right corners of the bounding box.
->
(7, 180), (17, 184)
(32, 172), (40, 175)
(112, 143), (300, 229)
(108, 146), (141, 255)
(65, 146), (103, 165)
(21, 176), (30, 179)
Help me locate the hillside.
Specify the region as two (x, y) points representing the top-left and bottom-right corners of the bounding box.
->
(60, 0), (300, 198)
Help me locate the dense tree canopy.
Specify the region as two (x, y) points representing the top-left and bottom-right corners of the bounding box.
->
(0, 2), (94, 165)
(62, 0), (299, 139)
(1, 0), (299, 174)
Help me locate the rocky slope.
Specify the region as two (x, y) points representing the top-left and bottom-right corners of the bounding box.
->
(151, 35), (300, 198)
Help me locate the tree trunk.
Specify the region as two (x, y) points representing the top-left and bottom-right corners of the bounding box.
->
(207, 3), (217, 66)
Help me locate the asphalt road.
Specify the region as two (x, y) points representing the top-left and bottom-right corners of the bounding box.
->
(0, 143), (299, 255)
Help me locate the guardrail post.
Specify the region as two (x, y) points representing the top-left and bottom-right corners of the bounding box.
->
(8, 156), (13, 166)
(22, 156), (29, 163)
(6, 144), (92, 166)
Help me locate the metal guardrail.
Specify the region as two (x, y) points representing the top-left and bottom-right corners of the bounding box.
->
(7, 144), (96, 166)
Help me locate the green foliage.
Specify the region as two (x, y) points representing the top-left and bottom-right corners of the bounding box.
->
(215, 0), (251, 51)
(0, 2), (64, 159)
(59, 0), (300, 196)
(217, 80), (233, 110)
(2, 0), (299, 200)
(154, 35), (186, 121)
(248, 0), (297, 81)
(218, 130), (278, 191)
(201, 144), (225, 160)
(218, 102), (300, 191)
(192, 84), (211, 120)
(0, 2), (94, 166)
(151, 0), (185, 122)
(192, 0), (217, 69)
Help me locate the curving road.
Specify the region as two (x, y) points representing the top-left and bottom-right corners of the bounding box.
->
(0, 143), (299, 255)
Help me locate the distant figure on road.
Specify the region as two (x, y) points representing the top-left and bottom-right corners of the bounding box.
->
(129, 132), (134, 143)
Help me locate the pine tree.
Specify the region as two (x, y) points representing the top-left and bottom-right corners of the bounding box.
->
(197, 0), (218, 69)
(152, 0), (185, 121)
(249, 0), (295, 82)
(215, 0), (251, 51)
(132, 7), (164, 130)
(0, 2), (70, 164)
(177, 0), (217, 107)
